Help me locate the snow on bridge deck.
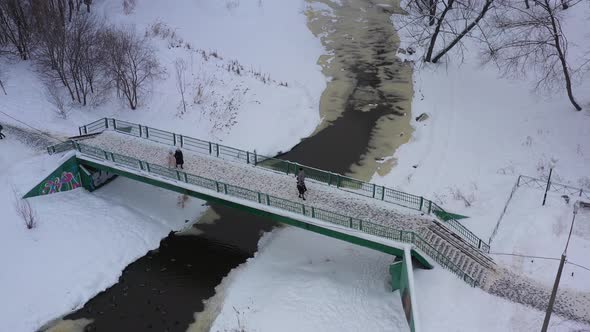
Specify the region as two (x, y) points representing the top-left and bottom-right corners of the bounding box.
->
(81, 131), (433, 234)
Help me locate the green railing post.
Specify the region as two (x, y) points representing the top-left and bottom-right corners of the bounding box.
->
(311, 207), (315, 218)
(215, 181), (220, 192)
(372, 184), (376, 198)
(359, 220), (363, 230)
(110, 152), (115, 162)
(104, 151), (109, 160)
(286, 162), (290, 174)
(216, 144), (219, 157)
(209, 142), (212, 155)
(257, 192), (262, 203)
(328, 173), (332, 186)
(223, 183), (228, 194)
(139, 160), (144, 170)
(180, 135), (184, 147)
(139, 125), (142, 137)
(254, 151), (257, 166)
(337, 175), (341, 188)
(428, 200), (432, 214)
(183, 173), (188, 182)
(302, 204), (305, 215)
(349, 217), (353, 228)
(104, 118), (109, 128)
(78, 127), (82, 136)
(84, 126), (88, 134)
(247, 152), (250, 164)
(381, 186), (385, 200)
(145, 126), (149, 138)
(419, 196), (424, 211)
(266, 194), (270, 205)
(173, 133), (177, 146)
(113, 119), (117, 130)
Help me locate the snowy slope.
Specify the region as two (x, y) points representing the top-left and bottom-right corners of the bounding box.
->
(0, 134), (208, 332)
(0, 0), (325, 155)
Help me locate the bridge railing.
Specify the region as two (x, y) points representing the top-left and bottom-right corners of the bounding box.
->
(71, 140), (479, 287)
(73, 118), (490, 253)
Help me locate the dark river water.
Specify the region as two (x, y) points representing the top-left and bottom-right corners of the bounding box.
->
(49, 0), (412, 331)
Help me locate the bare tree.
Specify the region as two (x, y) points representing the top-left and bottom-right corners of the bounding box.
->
(399, 0), (494, 63)
(424, 0), (455, 62)
(484, 0), (582, 111)
(174, 58), (188, 115)
(102, 27), (163, 110)
(0, 0), (33, 60)
(34, 9), (102, 106)
(13, 189), (38, 229)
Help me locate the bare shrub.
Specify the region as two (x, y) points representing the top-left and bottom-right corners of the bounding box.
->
(174, 58), (188, 115)
(44, 83), (71, 118)
(13, 189), (38, 229)
(122, 0), (136, 15)
(449, 185), (476, 207)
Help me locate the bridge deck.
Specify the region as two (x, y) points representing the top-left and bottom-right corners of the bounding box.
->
(82, 131), (433, 234)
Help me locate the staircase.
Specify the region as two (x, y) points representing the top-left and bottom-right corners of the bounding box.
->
(419, 220), (495, 286)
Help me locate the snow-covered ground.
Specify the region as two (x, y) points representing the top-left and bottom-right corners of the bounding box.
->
(207, 2), (590, 332)
(0, 0), (326, 330)
(0, 133), (208, 332)
(0, 0), (325, 155)
(2, 0), (590, 331)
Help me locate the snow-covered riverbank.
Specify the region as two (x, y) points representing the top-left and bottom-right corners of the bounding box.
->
(0, 0), (326, 330)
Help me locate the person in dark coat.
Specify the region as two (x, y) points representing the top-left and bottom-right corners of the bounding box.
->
(0, 124), (5, 139)
(174, 148), (184, 169)
(296, 167), (306, 200)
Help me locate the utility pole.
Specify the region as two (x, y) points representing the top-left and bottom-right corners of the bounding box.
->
(541, 202), (579, 331)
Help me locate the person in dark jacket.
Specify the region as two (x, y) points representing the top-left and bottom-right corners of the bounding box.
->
(174, 148), (184, 169)
(296, 167), (306, 200)
(0, 124), (5, 139)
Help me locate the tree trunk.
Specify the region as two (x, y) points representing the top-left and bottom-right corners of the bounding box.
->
(545, 0), (581, 110)
(425, 0), (454, 62)
(429, 0), (437, 26)
(431, 0), (494, 63)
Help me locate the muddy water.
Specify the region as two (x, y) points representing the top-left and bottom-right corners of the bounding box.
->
(48, 0), (413, 331)
(294, 0), (414, 180)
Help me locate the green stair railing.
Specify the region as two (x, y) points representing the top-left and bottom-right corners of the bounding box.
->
(70, 118), (490, 253)
(67, 140), (479, 287)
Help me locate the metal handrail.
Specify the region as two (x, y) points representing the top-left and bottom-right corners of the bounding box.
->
(71, 140), (479, 287)
(71, 117), (491, 253)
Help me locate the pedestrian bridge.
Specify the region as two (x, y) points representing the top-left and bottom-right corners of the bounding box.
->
(38, 118), (495, 287)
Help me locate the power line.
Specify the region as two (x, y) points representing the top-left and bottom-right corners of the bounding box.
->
(566, 260), (590, 273)
(488, 252), (561, 261)
(0, 110), (65, 143)
(489, 252), (590, 273)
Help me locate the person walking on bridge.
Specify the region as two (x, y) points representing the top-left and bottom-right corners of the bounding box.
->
(0, 123), (5, 139)
(174, 148), (184, 169)
(167, 149), (176, 168)
(296, 167), (307, 200)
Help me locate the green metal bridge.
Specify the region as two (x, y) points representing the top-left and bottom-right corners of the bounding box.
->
(41, 118), (495, 287)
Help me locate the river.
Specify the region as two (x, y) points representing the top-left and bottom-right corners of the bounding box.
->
(47, 0), (413, 331)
